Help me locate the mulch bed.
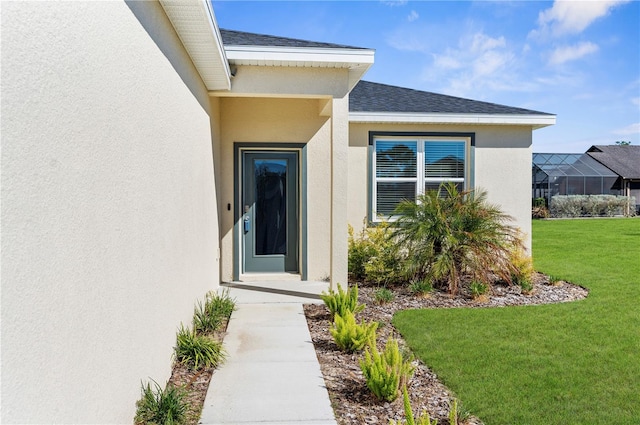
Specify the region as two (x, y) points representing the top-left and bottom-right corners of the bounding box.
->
(304, 274), (588, 425)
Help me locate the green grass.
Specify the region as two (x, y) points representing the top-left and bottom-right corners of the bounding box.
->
(393, 218), (640, 424)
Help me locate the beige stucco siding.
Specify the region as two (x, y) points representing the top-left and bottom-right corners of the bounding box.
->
(348, 123), (533, 250)
(1, 2), (219, 423)
(216, 96), (335, 281)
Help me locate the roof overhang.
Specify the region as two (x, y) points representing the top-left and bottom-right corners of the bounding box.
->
(225, 46), (375, 91)
(159, 0), (231, 91)
(349, 112), (556, 129)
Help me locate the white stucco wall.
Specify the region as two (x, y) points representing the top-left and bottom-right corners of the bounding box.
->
(1, 2), (220, 423)
(348, 123), (533, 250)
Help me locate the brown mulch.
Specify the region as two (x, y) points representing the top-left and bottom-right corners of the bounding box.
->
(164, 275), (588, 425)
(304, 274), (589, 425)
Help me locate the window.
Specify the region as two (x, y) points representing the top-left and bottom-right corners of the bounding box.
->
(371, 134), (471, 219)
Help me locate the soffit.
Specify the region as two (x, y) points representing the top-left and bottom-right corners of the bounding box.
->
(225, 46), (375, 91)
(159, 0), (231, 91)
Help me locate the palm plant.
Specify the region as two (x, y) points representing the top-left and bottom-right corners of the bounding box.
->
(393, 183), (521, 295)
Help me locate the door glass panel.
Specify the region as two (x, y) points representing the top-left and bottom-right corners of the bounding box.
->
(254, 159), (287, 255)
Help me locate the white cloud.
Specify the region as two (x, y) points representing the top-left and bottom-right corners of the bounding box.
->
(530, 0), (630, 39)
(380, 0), (407, 6)
(407, 10), (419, 22)
(422, 31), (524, 98)
(613, 122), (640, 136)
(631, 97), (640, 106)
(548, 41), (599, 65)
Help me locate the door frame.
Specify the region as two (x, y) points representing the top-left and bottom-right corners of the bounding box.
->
(233, 143), (307, 281)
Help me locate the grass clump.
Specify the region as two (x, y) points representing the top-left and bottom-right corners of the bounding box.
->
(469, 281), (488, 299)
(193, 289), (235, 334)
(360, 337), (415, 402)
(374, 287), (395, 305)
(330, 310), (377, 353)
(408, 279), (434, 298)
(134, 380), (187, 425)
(174, 325), (225, 370)
(321, 283), (365, 318)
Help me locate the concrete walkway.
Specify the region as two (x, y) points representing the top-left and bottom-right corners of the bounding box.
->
(199, 280), (337, 425)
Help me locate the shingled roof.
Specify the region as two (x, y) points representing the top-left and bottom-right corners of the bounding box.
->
(220, 29), (369, 50)
(350, 81), (552, 115)
(586, 145), (640, 179)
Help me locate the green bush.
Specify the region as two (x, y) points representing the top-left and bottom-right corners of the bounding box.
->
(330, 310), (378, 353)
(470, 281), (488, 299)
(174, 325), (225, 370)
(509, 242), (534, 293)
(389, 385), (438, 425)
(321, 283), (365, 319)
(374, 287), (395, 305)
(359, 337), (415, 402)
(193, 289), (235, 335)
(134, 380), (187, 425)
(408, 279), (434, 297)
(550, 195), (636, 217)
(348, 222), (403, 285)
(393, 183), (522, 294)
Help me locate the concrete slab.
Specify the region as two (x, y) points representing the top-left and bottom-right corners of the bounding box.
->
(220, 280), (330, 305)
(200, 286), (337, 425)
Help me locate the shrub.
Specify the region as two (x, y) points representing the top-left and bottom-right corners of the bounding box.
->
(174, 325), (225, 370)
(321, 283), (365, 319)
(134, 380), (187, 425)
(374, 287), (395, 305)
(509, 243), (534, 293)
(193, 289), (235, 335)
(330, 310), (378, 353)
(393, 183), (522, 294)
(408, 279), (434, 297)
(470, 281), (488, 299)
(389, 385), (438, 425)
(359, 337), (415, 402)
(348, 222), (403, 285)
(550, 195), (635, 217)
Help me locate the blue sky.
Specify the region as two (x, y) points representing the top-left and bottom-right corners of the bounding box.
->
(212, 1), (640, 153)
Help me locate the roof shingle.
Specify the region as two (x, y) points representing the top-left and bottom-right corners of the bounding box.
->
(586, 145), (640, 179)
(220, 29), (369, 50)
(350, 81), (553, 115)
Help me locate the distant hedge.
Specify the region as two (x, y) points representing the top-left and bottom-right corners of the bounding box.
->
(550, 195), (636, 218)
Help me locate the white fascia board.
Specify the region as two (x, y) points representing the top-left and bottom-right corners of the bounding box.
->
(349, 112), (557, 129)
(160, 0), (231, 91)
(225, 46), (375, 67)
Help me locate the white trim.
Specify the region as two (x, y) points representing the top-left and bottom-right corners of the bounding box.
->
(350, 112), (556, 129)
(371, 137), (470, 220)
(225, 45), (375, 66)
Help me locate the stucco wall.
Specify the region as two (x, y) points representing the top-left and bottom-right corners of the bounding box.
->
(348, 123), (533, 250)
(216, 96), (335, 281)
(1, 2), (219, 423)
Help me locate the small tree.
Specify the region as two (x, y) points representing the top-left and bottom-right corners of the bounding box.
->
(392, 183), (522, 294)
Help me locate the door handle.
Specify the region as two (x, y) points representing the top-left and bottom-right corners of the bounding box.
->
(243, 215), (250, 233)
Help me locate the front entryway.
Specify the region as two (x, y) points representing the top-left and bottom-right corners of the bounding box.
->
(241, 151), (299, 274)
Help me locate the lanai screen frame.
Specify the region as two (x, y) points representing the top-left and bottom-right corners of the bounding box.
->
(532, 153), (619, 205)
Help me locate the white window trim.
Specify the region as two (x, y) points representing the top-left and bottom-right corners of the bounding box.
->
(371, 135), (471, 221)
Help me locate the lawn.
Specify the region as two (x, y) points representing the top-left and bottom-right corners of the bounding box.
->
(393, 218), (640, 424)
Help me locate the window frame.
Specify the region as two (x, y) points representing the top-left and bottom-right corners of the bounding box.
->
(368, 131), (475, 222)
